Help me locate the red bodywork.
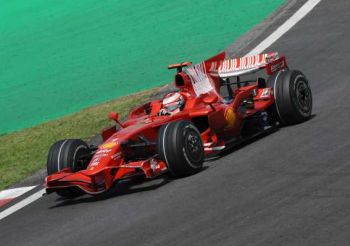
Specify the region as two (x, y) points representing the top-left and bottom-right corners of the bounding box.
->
(45, 51), (288, 194)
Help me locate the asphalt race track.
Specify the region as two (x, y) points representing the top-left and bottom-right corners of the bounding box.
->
(1, 0), (350, 245)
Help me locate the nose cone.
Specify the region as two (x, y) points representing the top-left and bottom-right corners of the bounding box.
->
(87, 139), (121, 171)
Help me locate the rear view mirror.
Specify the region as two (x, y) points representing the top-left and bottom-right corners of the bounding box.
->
(108, 112), (119, 122)
(108, 111), (124, 128)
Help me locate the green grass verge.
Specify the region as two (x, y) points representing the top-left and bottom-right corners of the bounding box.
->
(0, 86), (162, 190)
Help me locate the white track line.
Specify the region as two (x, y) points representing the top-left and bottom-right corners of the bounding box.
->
(0, 0), (322, 221)
(0, 189), (46, 220)
(0, 186), (36, 200)
(246, 0), (322, 56)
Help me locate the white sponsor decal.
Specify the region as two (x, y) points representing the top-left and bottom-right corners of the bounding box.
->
(90, 158), (101, 167)
(186, 62), (216, 96)
(261, 88), (271, 98)
(111, 152), (122, 161)
(270, 60), (284, 73)
(96, 149), (112, 154)
(111, 137), (119, 142)
(150, 158), (158, 171)
(218, 53), (279, 77)
(94, 154), (108, 158)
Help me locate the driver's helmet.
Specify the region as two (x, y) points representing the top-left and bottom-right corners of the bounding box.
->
(161, 92), (185, 114)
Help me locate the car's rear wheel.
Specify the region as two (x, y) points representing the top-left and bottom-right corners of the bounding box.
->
(157, 121), (204, 177)
(267, 69), (312, 125)
(47, 139), (90, 198)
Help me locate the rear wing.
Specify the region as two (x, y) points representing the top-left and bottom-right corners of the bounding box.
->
(173, 51), (287, 97)
(215, 52), (288, 78)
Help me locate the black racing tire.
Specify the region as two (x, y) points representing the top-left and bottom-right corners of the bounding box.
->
(267, 69), (312, 125)
(47, 139), (90, 198)
(157, 121), (204, 177)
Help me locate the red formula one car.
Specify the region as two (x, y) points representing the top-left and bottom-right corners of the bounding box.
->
(45, 51), (312, 198)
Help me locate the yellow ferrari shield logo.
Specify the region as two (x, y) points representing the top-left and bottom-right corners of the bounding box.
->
(224, 108), (236, 128)
(101, 142), (117, 149)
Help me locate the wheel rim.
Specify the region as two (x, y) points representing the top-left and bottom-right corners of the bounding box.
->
(73, 146), (89, 171)
(184, 130), (203, 164)
(295, 79), (312, 114)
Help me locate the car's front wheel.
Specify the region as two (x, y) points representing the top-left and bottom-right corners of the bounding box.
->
(47, 139), (90, 198)
(157, 121), (204, 177)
